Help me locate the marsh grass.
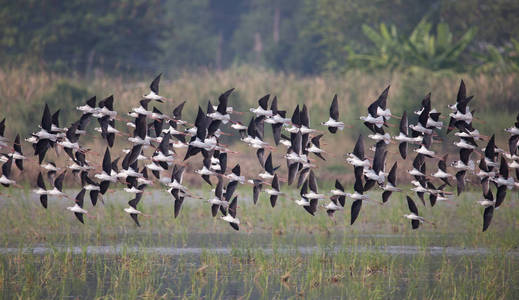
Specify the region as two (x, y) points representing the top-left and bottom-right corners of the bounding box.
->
(1, 66), (519, 185)
(0, 189), (518, 298)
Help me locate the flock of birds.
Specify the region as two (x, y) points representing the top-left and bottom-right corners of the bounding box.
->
(0, 74), (518, 232)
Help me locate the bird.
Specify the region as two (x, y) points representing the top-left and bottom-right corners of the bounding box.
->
(306, 134), (326, 161)
(33, 172), (49, 208)
(478, 190), (495, 232)
(404, 196), (423, 229)
(432, 154), (453, 186)
(348, 178), (369, 225)
(207, 88), (234, 124)
(265, 173), (283, 207)
(258, 152), (277, 181)
(381, 162), (400, 203)
(224, 164), (243, 202)
(67, 189), (88, 224)
(208, 176), (228, 217)
(321, 94), (344, 133)
(346, 135), (370, 180)
(80, 171), (101, 206)
(325, 196), (343, 217)
(143, 74), (166, 102)
(221, 196), (240, 231)
(250, 94), (273, 117)
(125, 192), (143, 226)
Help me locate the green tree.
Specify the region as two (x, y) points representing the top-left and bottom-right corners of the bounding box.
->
(0, 0), (165, 74)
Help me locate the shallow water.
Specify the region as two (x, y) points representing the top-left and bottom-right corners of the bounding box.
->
(1, 191), (518, 299)
(1, 243), (518, 256)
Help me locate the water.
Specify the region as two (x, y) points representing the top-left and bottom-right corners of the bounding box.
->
(1, 191), (518, 299)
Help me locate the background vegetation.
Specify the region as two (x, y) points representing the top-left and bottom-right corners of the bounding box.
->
(1, 0), (519, 75)
(1, 0), (519, 183)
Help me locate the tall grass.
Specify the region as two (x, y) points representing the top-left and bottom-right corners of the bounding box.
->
(1, 65), (518, 184)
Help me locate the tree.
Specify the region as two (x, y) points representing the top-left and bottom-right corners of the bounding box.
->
(0, 0), (165, 74)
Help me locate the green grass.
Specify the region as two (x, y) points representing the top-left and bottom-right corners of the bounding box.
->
(0, 189), (518, 299)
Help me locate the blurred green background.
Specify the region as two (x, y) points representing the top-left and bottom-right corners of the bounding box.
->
(2, 0), (518, 74)
(1, 0), (518, 182)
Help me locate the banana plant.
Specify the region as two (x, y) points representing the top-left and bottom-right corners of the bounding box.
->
(348, 17), (477, 71)
(474, 39), (519, 73)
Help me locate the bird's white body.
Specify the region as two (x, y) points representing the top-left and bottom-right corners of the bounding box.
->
(280, 139), (291, 148)
(9, 151), (26, 160)
(25, 136), (38, 144)
(94, 170), (117, 182)
(403, 213), (424, 222)
(451, 160), (475, 171)
(377, 107), (392, 119)
(409, 124), (432, 135)
(221, 214), (240, 225)
(231, 123), (247, 131)
(477, 200), (495, 207)
(331, 189), (347, 196)
(207, 112), (230, 124)
(208, 197), (228, 207)
(321, 117), (345, 130)
(0, 175), (15, 185)
(306, 144), (324, 154)
(47, 188), (64, 196)
(84, 184), (99, 191)
(455, 129), (481, 140)
(432, 169), (452, 179)
(143, 91), (165, 102)
(152, 152), (175, 163)
(196, 166), (214, 176)
(285, 126), (300, 133)
(414, 146), (435, 157)
(266, 114), (290, 124)
(124, 186), (143, 194)
(382, 182), (401, 192)
(249, 107), (273, 117)
(505, 127), (519, 135)
(449, 110), (472, 123)
(67, 204), (87, 214)
(426, 118), (443, 129)
(492, 176), (515, 188)
(137, 177), (153, 185)
(303, 192), (325, 200)
(76, 105), (96, 114)
(33, 188), (48, 195)
(226, 173), (245, 184)
(34, 129), (57, 141)
(364, 169), (386, 184)
(295, 198), (310, 206)
(258, 172), (274, 181)
(368, 133), (391, 144)
(346, 156), (370, 168)
(124, 207), (142, 214)
(285, 152), (307, 164)
(146, 162), (165, 172)
(299, 126), (316, 135)
(68, 163), (93, 172)
(508, 160), (519, 169)
(167, 180), (187, 191)
(408, 168), (425, 177)
(393, 133), (422, 143)
(360, 114), (384, 127)
(163, 126), (184, 135)
(346, 192), (368, 201)
(454, 139), (476, 150)
(325, 202), (343, 211)
(265, 188), (283, 196)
